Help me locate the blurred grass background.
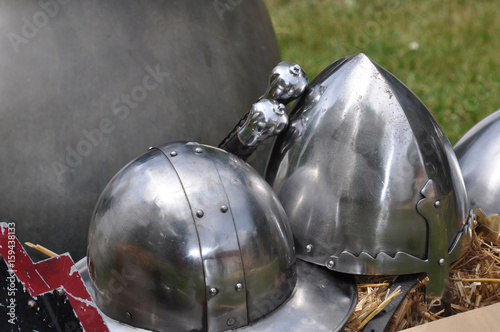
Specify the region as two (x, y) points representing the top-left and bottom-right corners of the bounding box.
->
(265, 0), (500, 144)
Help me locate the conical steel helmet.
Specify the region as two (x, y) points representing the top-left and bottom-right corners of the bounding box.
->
(455, 109), (500, 217)
(266, 53), (473, 297)
(86, 141), (356, 331)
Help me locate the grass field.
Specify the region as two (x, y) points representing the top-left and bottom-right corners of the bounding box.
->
(265, 0), (500, 144)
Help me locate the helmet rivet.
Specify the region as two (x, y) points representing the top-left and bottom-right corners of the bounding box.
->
(126, 312), (132, 320)
(326, 260), (335, 269)
(209, 287), (218, 296)
(196, 210), (204, 218)
(227, 317), (235, 326)
(220, 205), (228, 213)
(438, 258), (445, 266)
(195, 147), (203, 154)
(56, 288), (65, 296)
(305, 244), (313, 253)
(434, 200), (441, 208)
(170, 151), (178, 157)
(148, 146), (154, 150)
(27, 299), (36, 308)
(235, 282), (244, 292)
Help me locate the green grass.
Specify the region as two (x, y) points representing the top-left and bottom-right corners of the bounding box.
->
(265, 0), (500, 144)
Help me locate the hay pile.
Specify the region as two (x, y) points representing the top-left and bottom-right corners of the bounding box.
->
(342, 209), (500, 331)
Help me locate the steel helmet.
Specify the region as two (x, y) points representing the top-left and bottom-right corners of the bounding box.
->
(85, 141), (356, 331)
(265, 53), (473, 297)
(455, 109), (500, 217)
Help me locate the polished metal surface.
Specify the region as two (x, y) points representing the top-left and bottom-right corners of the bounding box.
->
(76, 257), (152, 332)
(238, 99), (288, 147)
(87, 142), (296, 331)
(219, 61), (307, 160)
(238, 260), (356, 332)
(0, 0), (280, 260)
(266, 53), (471, 297)
(77, 258), (357, 332)
(455, 109), (500, 217)
(263, 62), (309, 105)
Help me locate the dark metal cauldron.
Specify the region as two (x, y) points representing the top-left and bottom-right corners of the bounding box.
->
(0, 0), (280, 259)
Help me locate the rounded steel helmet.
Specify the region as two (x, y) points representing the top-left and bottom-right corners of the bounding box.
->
(86, 141), (356, 331)
(454, 109), (500, 217)
(265, 53), (473, 297)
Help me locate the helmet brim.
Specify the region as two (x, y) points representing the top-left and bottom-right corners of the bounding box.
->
(76, 258), (357, 331)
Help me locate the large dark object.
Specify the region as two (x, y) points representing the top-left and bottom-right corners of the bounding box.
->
(0, 0), (280, 259)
